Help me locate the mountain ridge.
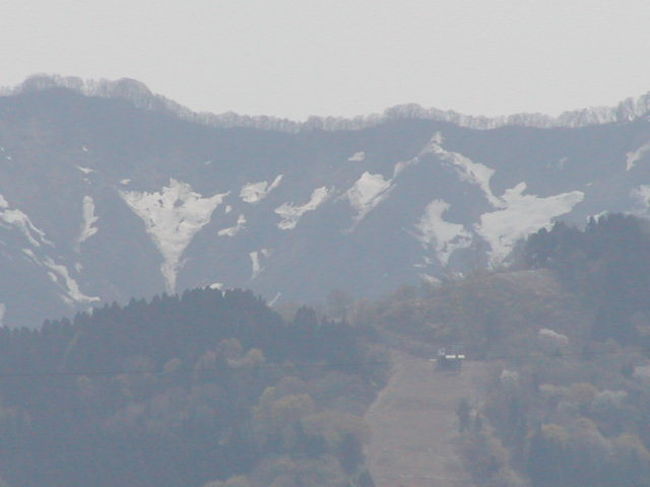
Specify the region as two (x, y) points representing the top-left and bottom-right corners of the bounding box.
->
(4, 73), (650, 132)
(1, 82), (649, 327)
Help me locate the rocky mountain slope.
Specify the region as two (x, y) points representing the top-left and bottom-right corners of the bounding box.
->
(1, 77), (649, 326)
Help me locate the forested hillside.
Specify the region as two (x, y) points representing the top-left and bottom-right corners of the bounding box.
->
(467, 214), (650, 487)
(2, 213), (650, 487)
(0, 288), (385, 487)
(522, 213), (650, 343)
(351, 214), (650, 487)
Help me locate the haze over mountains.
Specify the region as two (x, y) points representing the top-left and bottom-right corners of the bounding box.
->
(1, 75), (650, 326)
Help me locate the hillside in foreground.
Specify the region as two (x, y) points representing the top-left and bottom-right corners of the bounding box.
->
(0, 288), (385, 487)
(357, 214), (650, 487)
(2, 214), (650, 487)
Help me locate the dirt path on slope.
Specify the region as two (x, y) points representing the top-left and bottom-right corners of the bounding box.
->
(365, 352), (488, 487)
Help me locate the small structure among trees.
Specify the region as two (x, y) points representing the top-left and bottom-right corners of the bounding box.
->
(435, 346), (465, 371)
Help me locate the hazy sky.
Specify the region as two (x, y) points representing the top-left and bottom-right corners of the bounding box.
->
(2, 0), (650, 120)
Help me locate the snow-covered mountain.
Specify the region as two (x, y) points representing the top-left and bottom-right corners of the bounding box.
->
(1, 76), (650, 326)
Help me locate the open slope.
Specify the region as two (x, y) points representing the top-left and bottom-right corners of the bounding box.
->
(365, 352), (487, 487)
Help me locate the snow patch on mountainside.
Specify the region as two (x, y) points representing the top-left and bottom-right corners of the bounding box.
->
(0, 303), (5, 325)
(343, 138), (441, 225)
(475, 183), (584, 264)
(249, 249), (271, 280)
(626, 142), (650, 171)
(391, 133), (444, 178)
(76, 196), (98, 249)
(269, 292), (282, 306)
(632, 185), (650, 210)
(42, 256), (99, 305)
(348, 151), (366, 162)
(415, 200), (473, 265)
(346, 172), (394, 225)
(218, 214), (246, 237)
(76, 166), (94, 175)
(240, 175), (283, 203)
(275, 186), (330, 230)
(426, 134), (583, 265)
(343, 137), (441, 230)
(21, 248), (38, 265)
(393, 159), (415, 177)
(120, 179), (228, 293)
(431, 133), (502, 208)
(21, 248), (98, 305)
(0, 194), (52, 247)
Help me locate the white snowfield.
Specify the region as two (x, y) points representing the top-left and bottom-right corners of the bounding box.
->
(76, 166), (94, 175)
(275, 186), (330, 230)
(42, 256), (100, 305)
(476, 182), (584, 264)
(538, 328), (570, 347)
(632, 185), (650, 210)
(431, 132), (502, 208)
(120, 179), (228, 293)
(626, 141), (650, 171)
(249, 248), (271, 280)
(77, 196), (98, 248)
(0, 303), (5, 325)
(417, 136), (585, 266)
(240, 175), (283, 203)
(346, 172), (393, 225)
(392, 133), (444, 178)
(415, 199), (472, 266)
(21, 248), (99, 305)
(218, 214), (246, 237)
(0, 194), (52, 247)
(347, 151), (366, 162)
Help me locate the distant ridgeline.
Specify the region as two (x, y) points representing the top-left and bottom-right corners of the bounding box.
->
(6, 74), (650, 131)
(521, 213), (650, 344)
(2, 75), (650, 327)
(0, 288), (383, 487)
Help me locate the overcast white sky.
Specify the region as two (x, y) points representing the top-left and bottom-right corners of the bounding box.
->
(2, 0), (650, 120)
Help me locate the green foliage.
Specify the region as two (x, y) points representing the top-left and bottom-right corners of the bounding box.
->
(0, 288), (382, 487)
(521, 214), (650, 343)
(459, 425), (526, 487)
(357, 213), (650, 487)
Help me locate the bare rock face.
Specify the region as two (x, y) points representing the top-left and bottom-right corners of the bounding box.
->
(1, 80), (650, 326)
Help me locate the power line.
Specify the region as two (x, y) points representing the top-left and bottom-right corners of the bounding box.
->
(0, 359), (393, 380)
(0, 347), (645, 380)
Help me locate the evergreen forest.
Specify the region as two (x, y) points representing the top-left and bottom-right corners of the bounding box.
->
(0, 289), (385, 487)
